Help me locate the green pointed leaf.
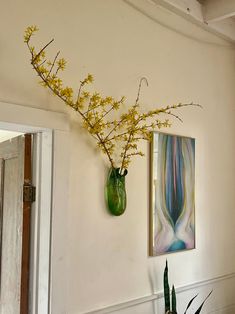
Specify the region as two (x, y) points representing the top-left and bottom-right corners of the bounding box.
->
(164, 260), (170, 312)
(184, 294), (198, 314)
(172, 285), (177, 314)
(194, 290), (212, 314)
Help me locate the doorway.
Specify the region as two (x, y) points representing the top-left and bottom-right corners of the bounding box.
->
(0, 131), (52, 314)
(0, 100), (69, 314)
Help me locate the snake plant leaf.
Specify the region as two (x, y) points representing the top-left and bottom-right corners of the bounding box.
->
(194, 290), (212, 314)
(184, 294), (198, 314)
(164, 260), (170, 312)
(172, 285), (177, 314)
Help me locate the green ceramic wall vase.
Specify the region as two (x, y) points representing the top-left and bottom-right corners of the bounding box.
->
(105, 167), (128, 216)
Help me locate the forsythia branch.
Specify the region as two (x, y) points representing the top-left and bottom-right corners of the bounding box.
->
(24, 25), (201, 173)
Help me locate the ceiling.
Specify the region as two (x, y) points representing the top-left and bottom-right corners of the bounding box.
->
(146, 0), (235, 43)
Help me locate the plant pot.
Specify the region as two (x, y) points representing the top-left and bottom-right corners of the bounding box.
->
(105, 167), (127, 216)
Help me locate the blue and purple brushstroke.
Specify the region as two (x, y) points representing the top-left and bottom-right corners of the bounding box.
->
(152, 133), (195, 255)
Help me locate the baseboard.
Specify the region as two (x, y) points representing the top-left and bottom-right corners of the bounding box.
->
(84, 272), (235, 314)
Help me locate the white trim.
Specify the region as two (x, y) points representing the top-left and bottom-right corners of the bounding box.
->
(30, 134), (41, 314)
(84, 272), (235, 314)
(0, 101), (69, 132)
(31, 131), (53, 314)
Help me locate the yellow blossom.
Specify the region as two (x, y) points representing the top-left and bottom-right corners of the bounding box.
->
(60, 87), (73, 100)
(57, 58), (66, 70)
(24, 25), (38, 43)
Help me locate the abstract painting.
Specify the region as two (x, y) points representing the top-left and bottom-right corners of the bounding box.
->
(150, 132), (195, 256)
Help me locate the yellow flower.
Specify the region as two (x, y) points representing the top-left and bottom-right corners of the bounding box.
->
(81, 73), (94, 85)
(57, 58), (66, 70)
(82, 91), (90, 98)
(87, 74), (93, 83)
(24, 25), (38, 43)
(60, 87), (73, 100)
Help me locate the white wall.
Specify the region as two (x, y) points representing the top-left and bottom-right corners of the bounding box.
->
(1, 1), (235, 313)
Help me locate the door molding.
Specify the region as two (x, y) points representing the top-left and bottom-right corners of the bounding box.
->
(0, 101), (69, 314)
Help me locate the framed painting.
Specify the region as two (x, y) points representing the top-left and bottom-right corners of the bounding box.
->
(150, 132), (195, 256)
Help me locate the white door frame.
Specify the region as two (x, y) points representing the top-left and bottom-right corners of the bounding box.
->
(0, 101), (69, 314)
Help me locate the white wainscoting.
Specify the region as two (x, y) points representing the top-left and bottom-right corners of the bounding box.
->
(84, 272), (235, 314)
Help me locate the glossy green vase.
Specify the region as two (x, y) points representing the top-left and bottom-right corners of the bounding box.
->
(105, 167), (128, 216)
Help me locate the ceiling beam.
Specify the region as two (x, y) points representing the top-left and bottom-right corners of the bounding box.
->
(204, 0), (235, 22)
(151, 0), (204, 22)
(124, 0), (235, 43)
(150, 0), (235, 42)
